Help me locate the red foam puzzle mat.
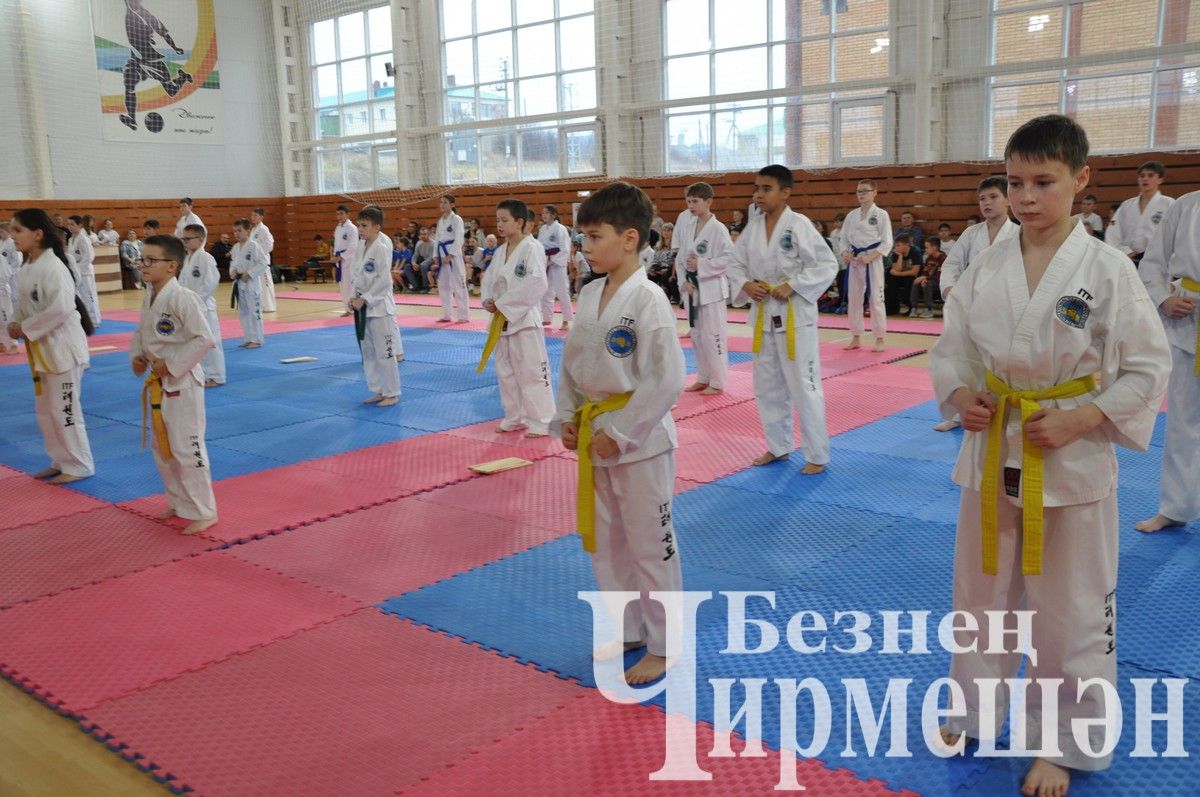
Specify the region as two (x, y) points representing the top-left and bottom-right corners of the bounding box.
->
(413, 455), (578, 535)
(121, 461), (391, 544)
(549, 450), (722, 497)
(674, 425), (775, 484)
(298, 433), (555, 496)
(833, 362), (934, 391)
(0, 552), (362, 713)
(823, 379), (935, 437)
(440, 418), (571, 452)
(227, 497), (570, 602)
(0, 464), (24, 480)
(83, 610), (587, 796)
(0, 506), (213, 609)
(671, 373), (756, 420)
(0, 476), (108, 532)
(399, 689), (914, 797)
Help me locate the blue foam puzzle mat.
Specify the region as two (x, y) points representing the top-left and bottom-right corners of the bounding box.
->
(365, 385), (503, 432)
(1150, 412), (1166, 448)
(719, 447), (960, 519)
(1117, 538), (1200, 679)
(90, 319), (139, 333)
(395, 361), (499, 393)
(890, 398), (945, 422)
(831, 414), (964, 463)
(204, 401), (323, 440)
(213, 415), (424, 461)
(2, 409), (120, 444)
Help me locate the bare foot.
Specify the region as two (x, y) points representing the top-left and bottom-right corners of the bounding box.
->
(524, 431), (547, 438)
(934, 725), (969, 755)
(844, 337), (861, 350)
(496, 423), (525, 433)
(182, 517), (218, 535)
(560, 323), (569, 331)
(700, 386), (723, 396)
(752, 452), (788, 466)
(340, 311), (352, 317)
(48, 473), (84, 484)
(872, 338), (886, 352)
(436, 318), (452, 324)
(204, 379), (223, 388)
(1022, 758), (1070, 797)
(377, 396), (399, 407)
(244, 342), (262, 349)
(801, 462), (825, 475)
(362, 394), (383, 404)
(155, 509), (177, 520)
(933, 419), (961, 432)
(395, 354), (405, 362)
(625, 653), (669, 685)
(593, 639), (645, 661)
(1135, 514), (1185, 533)
(683, 382), (709, 392)
(32, 467), (61, 480)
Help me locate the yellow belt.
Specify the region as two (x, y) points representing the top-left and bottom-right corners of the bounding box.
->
(573, 391), (633, 553)
(141, 374), (174, 461)
(1182, 277), (1200, 376)
(25, 340), (51, 396)
(750, 282), (795, 360)
(477, 310), (507, 373)
(980, 371), (1097, 576)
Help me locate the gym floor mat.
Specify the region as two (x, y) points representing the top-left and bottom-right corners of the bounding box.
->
(0, 476), (108, 532)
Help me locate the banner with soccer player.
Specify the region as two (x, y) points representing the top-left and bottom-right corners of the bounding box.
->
(91, 0), (222, 143)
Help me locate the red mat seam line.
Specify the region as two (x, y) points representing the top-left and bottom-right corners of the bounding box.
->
(0, 502), (104, 535)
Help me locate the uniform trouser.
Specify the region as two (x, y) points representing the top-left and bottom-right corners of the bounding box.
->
(339, 266), (353, 304)
(438, 257), (470, 321)
(1159, 344), (1200, 522)
(495, 327), (554, 433)
(236, 281), (264, 344)
(752, 319), (830, 464)
(361, 315), (401, 398)
(0, 289), (16, 349)
(201, 303), (226, 384)
(947, 488), (1118, 772)
(848, 258), (886, 338)
(540, 263), (574, 324)
(34, 365), (94, 477)
(261, 270), (277, 312)
(152, 383), (217, 519)
(78, 268), (101, 326)
(688, 299), (728, 389)
(591, 450), (683, 657)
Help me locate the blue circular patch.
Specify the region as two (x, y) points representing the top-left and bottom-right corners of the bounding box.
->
(1152, 211), (1163, 224)
(606, 325), (636, 358)
(515, 260), (527, 278)
(245, 253), (252, 260)
(695, 241), (708, 255)
(780, 231), (794, 252)
(31, 287), (39, 303)
(1055, 296), (1089, 329)
(192, 268), (200, 278)
(155, 317), (176, 336)
(868, 215), (878, 226)
(364, 260), (376, 273)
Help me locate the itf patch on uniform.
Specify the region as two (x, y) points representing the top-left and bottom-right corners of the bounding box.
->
(31, 287), (39, 302)
(868, 215), (878, 226)
(1055, 295), (1089, 329)
(363, 260), (376, 273)
(606, 325), (637, 358)
(155, 316), (176, 336)
(192, 268), (200, 278)
(695, 241), (708, 255)
(1152, 211), (1163, 224)
(515, 260), (526, 277)
(780, 231), (794, 252)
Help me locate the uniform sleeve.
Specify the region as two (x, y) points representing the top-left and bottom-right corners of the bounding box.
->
(262, 227), (275, 256)
(697, 223), (732, 280)
(495, 245), (548, 320)
(452, 215), (465, 249)
(786, 218), (839, 304)
(929, 257), (989, 419)
(723, 227), (753, 298)
(839, 211), (857, 257)
(249, 243), (270, 278)
(940, 232), (971, 298)
(604, 294), (686, 454)
(1093, 267), (1172, 451)
(165, 291), (216, 378)
(356, 250), (392, 311)
(17, 260), (77, 342)
(1109, 203), (1133, 255)
(1138, 202), (1178, 308)
(199, 252), (220, 300)
(877, 212), (894, 259)
(480, 246), (500, 303)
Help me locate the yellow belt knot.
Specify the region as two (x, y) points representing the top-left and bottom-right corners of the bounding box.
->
(750, 282), (796, 360)
(573, 391), (634, 553)
(141, 373), (173, 461)
(1181, 277), (1200, 376)
(477, 310), (507, 373)
(25, 340), (51, 396)
(980, 371), (1097, 576)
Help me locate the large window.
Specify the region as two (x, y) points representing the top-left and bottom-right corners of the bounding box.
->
(311, 6), (395, 191)
(441, 0), (599, 183)
(663, 0), (891, 171)
(989, 0), (1200, 155)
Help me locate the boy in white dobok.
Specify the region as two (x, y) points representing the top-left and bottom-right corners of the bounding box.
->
(333, 203), (360, 316)
(250, 207), (277, 312)
(228, 219), (269, 348)
(179, 224), (226, 387)
(434, 194), (470, 323)
(727, 165), (838, 474)
(66, 215), (101, 327)
(480, 199), (555, 436)
(537, 204), (574, 330)
(555, 182), (686, 686)
(0, 222), (19, 354)
(935, 176), (1020, 432)
(1109, 161), (1175, 267)
(348, 206), (401, 407)
(174, 197), (205, 239)
(840, 178), (893, 351)
(132, 235), (218, 535)
(932, 115), (1170, 797)
(1136, 189), (1200, 533)
(673, 181), (732, 394)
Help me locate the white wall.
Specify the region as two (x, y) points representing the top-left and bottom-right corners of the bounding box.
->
(0, 0), (282, 200)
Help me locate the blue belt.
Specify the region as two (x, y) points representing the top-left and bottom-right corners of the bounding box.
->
(851, 241), (881, 257)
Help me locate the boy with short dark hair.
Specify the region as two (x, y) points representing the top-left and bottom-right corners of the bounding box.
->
(179, 224), (225, 387)
(1110, 160), (1175, 265)
(228, 219), (269, 348)
(131, 234), (218, 535)
(554, 181), (686, 686)
(932, 114), (1171, 796)
(1075, 194), (1103, 237)
(674, 181), (733, 394)
(348, 206), (401, 407)
(839, 178), (892, 351)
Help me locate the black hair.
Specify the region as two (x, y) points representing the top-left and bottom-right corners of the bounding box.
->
(686, 182), (714, 199)
(180, 197), (193, 206)
(1083, 194), (1098, 202)
(894, 234), (911, 246)
(543, 204), (559, 218)
(144, 218), (160, 230)
(184, 223), (206, 238)
(12, 208), (94, 335)
(337, 204), (351, 213)
(978, 176), (1008, 196)
(1004, 114), (1088, 172)
(357, 205), (384, 226)
(442, 194), (456, 205)
(233, 218), (251, 231)
(497, 199), (531, 230)
(576, 182), (654, 250)
(144, 234), (186, 267)
(252, 207), (265, 216)
(926, 237), (942, 250)
(757, 164), (794, 190)
(1138, 160), (1166, 178)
